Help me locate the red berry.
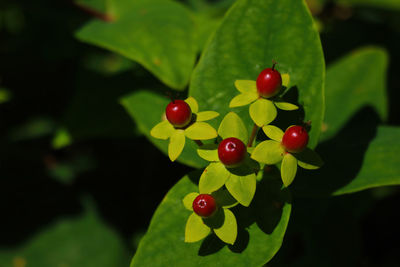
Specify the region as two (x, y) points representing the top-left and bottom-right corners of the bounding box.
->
(218, 137), (246, 167)
(165, 100), (192, 128)
(192, 194), (217, 218)
(281, 126), (309, 153)
(256, 67), (282, 98)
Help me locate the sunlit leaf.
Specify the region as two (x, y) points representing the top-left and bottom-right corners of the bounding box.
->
(262, 125), (284, 142)
(218, 112), (248, 143)
(274, 102), (299, 111)
(229, 92), (258, 108)
(281, 153), (298, 187)
(185, 122), (218, 140)
(234, 80), (257, 94)
(196, 111), (219, 122)
(249, 98), (277, 127)
(199, 162), (230, 194)
(197, 144), (219, 162)
(213, 208), (237, 245)
(185, 213), (210, 243)
(168, 130), (185, 161)
(185, 97), (199, 114)
(225, 172), (256, 207)
(182, 192), (199, 211)
(150, 120), (174, 140)
(251, 140), (285, 165)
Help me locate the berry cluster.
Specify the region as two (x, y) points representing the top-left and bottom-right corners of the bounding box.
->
(151, 63), (322, 245)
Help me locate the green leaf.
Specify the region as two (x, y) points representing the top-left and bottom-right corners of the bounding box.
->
(185, 97), (199, 113)
(213, 209), (237, 245)
(76, 0), (197, 90)
(131, 171), (291, 267)
(199, 162), (231, 194)
(196, 111), (219, 122)
(262, 125), (284, 142)
(0, 88), (11, 104)
(150, 120), (174, 140)
(121, 90), (206, 168)
(249, 98), (277, 127)
(218, 112), (248, 143)
(185, 122), (218, 140)
(274, 101), (299, 111)
(320, 47), (388, 142)
(251, 140), (285, 165)
(183, 192), (199, 211)
(225, 172), (256, 207)
(197, 144), (219, 162)
(281, 153), (298, 187)
(281, 73), (290, 87)
(185, 213), (211, 243)
(212, 188), (238, 208)
(234, 80), (257, 94)
(168, 130), (186, 161)
(295, 148), (323, 170)
(190, 0), (325, 148)
(229, 92), (258, 108)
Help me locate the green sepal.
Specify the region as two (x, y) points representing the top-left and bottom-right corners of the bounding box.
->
(274, 102), (299, 111)
(249, 98), (277, 127)
(199, 162), (230, 194)
(197, 144), (219, 162)
(281, 73), (290, 87)
(185, 122), (217, 140)
(182, 192), (199, 211)
(196, 111), (219, 122)
(229, 92), (258, 108)
(295, 148), (323, 170)
(213, 208), (238, 245)
(262, 125), (284, 142)
(168, 129), (185, 161)
(225, 172), (256, 207)
(251, 140), (285, 165)
(150, 120), (174, 140)
(218, 112), (248, 143)
(185, 213), (210, 243)
(234, 80), (257, 94)
(212, 188), (238, 208)
(281, 153), (298, 187)
(185, 97), (198, 113)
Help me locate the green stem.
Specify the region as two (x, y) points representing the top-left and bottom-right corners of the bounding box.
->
(194, 140), (203, 147)
(247, 124), (259, 147)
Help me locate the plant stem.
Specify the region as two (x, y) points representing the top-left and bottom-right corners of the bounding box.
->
(247, 124), (259, 147)
(74, 3), (115, 22)
(194, 140), (203, 147)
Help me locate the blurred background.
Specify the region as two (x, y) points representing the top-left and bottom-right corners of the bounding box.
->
(1, 0), (400, 266)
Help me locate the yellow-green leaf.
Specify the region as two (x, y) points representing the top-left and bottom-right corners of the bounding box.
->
(251, 140), (285, 165)
(229, 92), (258, 108)
(197, 144), (219, 162)
(182, 192), (199, 211)
(249, 98), (277, 127)
(234, 80), (257, 94)
(185, 122), (217, 140)
(225, 172), (256, 207)
(295, 148), (323, 170)
(213, 208), (237, 245)
(196, 111), (219, 122)
(262, 125), (284, 142)
(281, 73), (290, 87)
(185, 213), (210, 243)
(199, 162), (230, 194)
(281, 153), (298, 187)
(168, 130), (185, 161)
(185, 97), (199, 113)
(274, 102), (299, 111)
(218, 112), (248, 143)
(150, 120), (174, 140)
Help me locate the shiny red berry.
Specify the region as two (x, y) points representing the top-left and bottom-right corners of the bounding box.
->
(218, 137), (246, 167)
(256, 67), (282, 98)
(192, 194), (217, 218)
(281, 125), (309, 153)
(165, 100), (192, 128)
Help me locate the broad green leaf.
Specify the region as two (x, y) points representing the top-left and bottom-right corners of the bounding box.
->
(234, 80), (257, 94)
(131, 171), (291, 267)
(274, 102), (299, 111)
(185, 97), (199, 113)
(218, 112), (248, 143)
(197, 144), (219, 162)
(199, 162), (230, 194)
(251, 140), (285, 165)
(185, 213), (211, 243)
(213, 209), (237, 245)
(262, 125), (284, 142)
(190, 0), (325, 148)
(185, 122), (218, 140)
(76, 0), (197, 90)
(225, 173), (256, 207)
(295, 148), (323, 170)
(249, 98), (277, 127)
(229, 92), (258, 108)
(196, 111), (219, 122)
(121, 90), (206, 168)
(183, 192), (199, 211)
(168, 130), (185, 161)
(320, 47), (388, 142)
(281, 153), (298, 187)
(150, 120), (174, 140)
(0, 203), (128, 267)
